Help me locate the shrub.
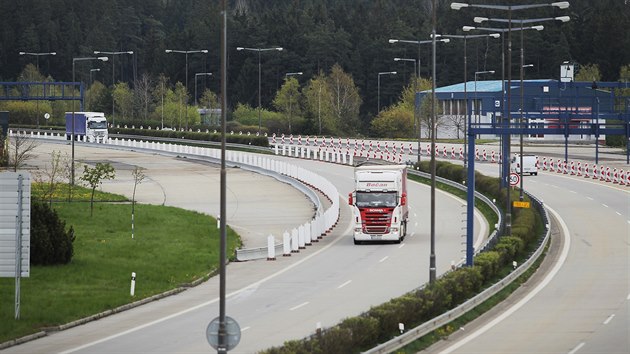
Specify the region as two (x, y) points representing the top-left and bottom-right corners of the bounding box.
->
(473, 251), (501, 281)
(30, 202), (75, 265)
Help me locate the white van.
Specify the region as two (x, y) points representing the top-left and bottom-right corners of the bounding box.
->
(511, 154), (538, 175)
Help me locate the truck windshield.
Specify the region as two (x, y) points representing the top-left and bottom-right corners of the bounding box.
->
(355, 191), (397, 208)
(87, 121), (107, 129)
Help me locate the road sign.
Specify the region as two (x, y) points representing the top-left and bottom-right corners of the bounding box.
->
(513, 201), (530, 208)
(509, 172), (520, 187)
(206, 316), (241, 351)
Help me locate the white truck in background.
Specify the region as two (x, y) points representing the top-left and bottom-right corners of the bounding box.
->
(348, 165), (409, 244)
(511, 154), (539, 175)
(65, 112), (109, 142)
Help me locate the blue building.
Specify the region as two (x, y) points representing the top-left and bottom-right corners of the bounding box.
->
(419, 79), (627, 142)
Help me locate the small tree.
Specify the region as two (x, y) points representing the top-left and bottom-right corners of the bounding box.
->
(79, 162), (116, 216)
(8, 132), (40, 171)
(34, 150), (69, 206)
(131, 166), (146, 238)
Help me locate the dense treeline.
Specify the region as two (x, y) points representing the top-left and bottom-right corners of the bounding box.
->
(2, 0), (629, 135)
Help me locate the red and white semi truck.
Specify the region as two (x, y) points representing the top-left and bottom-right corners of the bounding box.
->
(348, 165), (409, 244)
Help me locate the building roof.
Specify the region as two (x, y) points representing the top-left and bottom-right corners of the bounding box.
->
(424, 79), (557, 94)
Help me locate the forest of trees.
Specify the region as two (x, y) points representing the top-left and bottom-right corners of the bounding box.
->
(1, 0), (629, 137)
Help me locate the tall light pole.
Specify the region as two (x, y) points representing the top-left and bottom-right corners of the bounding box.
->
(377, 71), (397, 114)
(236, 46), (283, 134)
(437, 34), (500, 171)
(195, 72), (213, 107)
(474, 15), (570, 201)
(430, 0), (437, 283)
(394, 58), (418, 134)
(453, 1), (568, 236)
(389, 38), (450, 163)
(285, 71), (303, 134)
(71, 56), (109, 186)
(93, 50), (134, 126)
(19, 51), (56, 128)
(474, 70), (496, 138)
(89, 68), (100, 85)
(165, 49), (208, 130)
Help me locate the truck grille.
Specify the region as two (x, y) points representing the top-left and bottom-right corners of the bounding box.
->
(360, 209), (393, 234)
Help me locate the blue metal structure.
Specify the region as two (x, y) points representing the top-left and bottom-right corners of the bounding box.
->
(0, 82), (85, 110)
(419, 80), (630, 266)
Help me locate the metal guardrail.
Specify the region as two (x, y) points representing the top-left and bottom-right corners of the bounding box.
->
(364, 190), (549, 354)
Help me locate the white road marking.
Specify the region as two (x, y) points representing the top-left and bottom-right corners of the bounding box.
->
(569, 190), (577, 194)
(398, 243), (405, 249)
(586, 196), (594, 201)
(627, 293), (630, 300)
(602, 203), (609, 208)
(241, 326), (251, 332)
(337, 280), (352, 289)
(440, 206), (571, 354)
(603, 314), (615, 325)
(379, 256), (389, 263)
(568, 342), (586, 354)
(289, 302), (309, 311)
(616, 211), (622, 216)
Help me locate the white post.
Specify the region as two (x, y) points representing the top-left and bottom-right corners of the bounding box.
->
(291, 229), (299, 253)
(283, 232), (291, 256)
(304, 223), (312, 245)
(267, 235), (276, 260)
(297, 226), (305, 249)
(130, 272), (136, 296)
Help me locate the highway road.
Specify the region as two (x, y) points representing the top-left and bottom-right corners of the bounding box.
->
(3, 141), (487, 353)
(424, 154), (630, 353)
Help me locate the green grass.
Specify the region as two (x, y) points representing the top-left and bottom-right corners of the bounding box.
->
(1, 199), (241, 343)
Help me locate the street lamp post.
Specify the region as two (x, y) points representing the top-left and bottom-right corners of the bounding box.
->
(377, 71), (397, 114)
(438, 33), (500, 171)
(90, 68), (100, 85)
(474, 70), (495, 138)
(236, 47), (283, 134)
(452, 1), (569, 238)
(195, 72), (213, 107)
(474, 16), (570, 201)
(71, 56), (109, 186)
(165, 49), (209, 130)
(19, 51), (56, 128)
(93, 50), (134, 126)
(394, 57), (418, 133)
(389, 38), (450, 163)
(285, 71), (303, 134)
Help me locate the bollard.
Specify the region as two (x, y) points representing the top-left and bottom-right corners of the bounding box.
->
(283, 232), (291, 256)
(267, 235), (276, 260)
(130, 272), (136, 296)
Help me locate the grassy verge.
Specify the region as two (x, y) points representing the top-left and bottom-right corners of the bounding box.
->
(1, 188), (240, 343)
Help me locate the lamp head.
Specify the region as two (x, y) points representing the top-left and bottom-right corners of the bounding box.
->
(394, 58), (401, 61)
(489, 70), (495, 74)
(392, 71), (397, 75)
(236, 47), (244, 51)
(165, 49), (172, 53)
(556, 16), (571, 22)
(201, 50), (208, 53)
(388, 39), (399, 43)
(552, 1), (570, 9)
(19, 52), (25, 55)
(532, 25), (544, 31)
(98, 57), (109, 62)
(462, 26), (475, 32)
(51, 52), (57, 55)
(441, 38), (451, 43)
(127, 51), (134, 54)
(451, 2), (469, 10)
(276, 47), (283, 51)
(474, 17), (488, 23)
(93, 51), (100, 54)
(490, 33), (501, 38)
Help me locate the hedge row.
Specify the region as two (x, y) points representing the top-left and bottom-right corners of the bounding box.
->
(262, 160), (544, 354)
(109, 127), (269, 147)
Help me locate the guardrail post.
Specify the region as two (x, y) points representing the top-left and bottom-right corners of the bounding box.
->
(267, 235), (276, 260)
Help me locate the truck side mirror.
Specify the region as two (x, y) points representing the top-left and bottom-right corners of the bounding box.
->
(348, 192), (353, 205)
(401, 193), (407, 206)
